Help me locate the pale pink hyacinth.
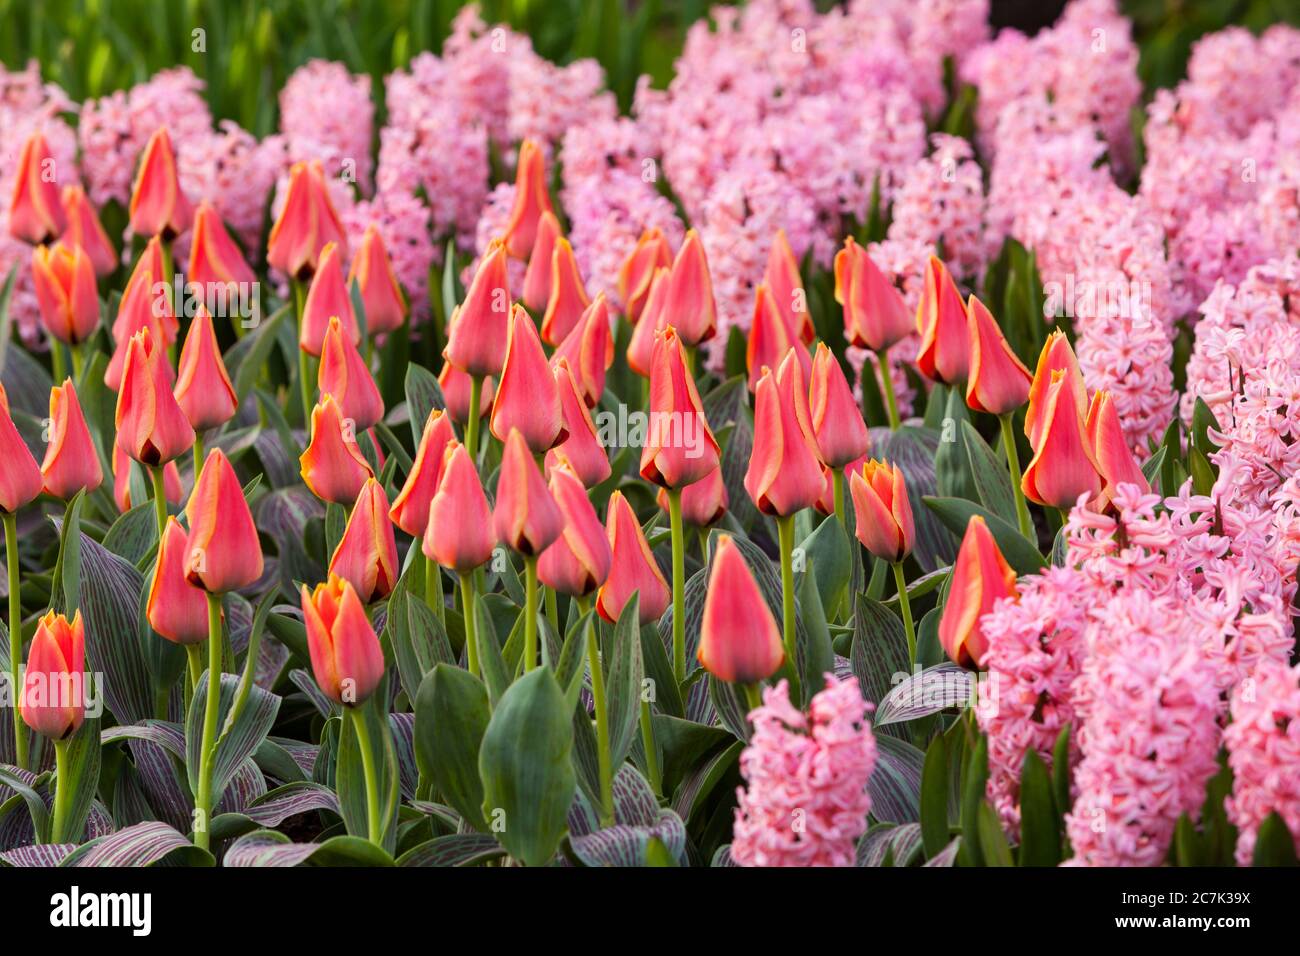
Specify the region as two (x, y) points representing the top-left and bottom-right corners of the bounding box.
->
(731, 676), (877, 867)
(1225, 660), (1300, 865)
(507, 44), (615, 156)
(178, 121), (284, 252)
(279, 59), (374, 194)
(340, 190), (436, 321)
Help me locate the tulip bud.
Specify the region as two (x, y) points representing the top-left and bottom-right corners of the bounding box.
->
(521, 210), (561, 313)
(60, 185), (116, 276)
(300, 394), (375, 505)
(494, 428), (565, 555)
(809, 342), (870, 468)
(31, 242), (99, 345)
(389, 408), (456, 537)
(1021, 370), (1103, 510)
(41, 380), (103, 500)
(596, 490), (670, 625)
(834, 237), (911, 352)
(330, 478), (400, 604)
(640, 326), (721, 489)
(424, 441), (496, 572)
(20, 611), (85, 740)
(147, 517), (210, 645)
(546, 359), (611, 488)
(538, 465), (612, 598)
(128, 127), (193, 239)
(551, 294), (613, 408)
(445, 240), (512, 378)
(657, 466), (728, 528)
(115, 328), (195, 466)
(489, 304), (567, 454)
(0, 382), (45, 513)
(299, 242), (359, 357)
(105, 274), (171, 392)
(938, 516), (1017, 669)
(746, 282), (809, 392)
(267, 160), (347, 280)
(348, 224), (407, 336)
(318, 315), (383, 431)
(618, 227), (673, 324)
(113, 444), (180, 512)
(185, 448), (264, 593)
(302, 575), (386, 706)
(8, 131), (66, 245)
(1086, 390), (1149, 502)
(437, 358), (495, 425)
(916, 255), (970, 385)
(539, 237), (590, 346)
(1025, 330), (1087, 448)
(965, 295), (1032, 416)
(697, 534), (785, 684)
(745, 349), (825, 516)
(174, 306), (238, 432)
(849, 459), (915, 563)
(663, 230), (717, 346)
(765, 229), (814, 345)
(187, 202), (256, 309)
(503, 140), (556, 260)
(116, 237), (177, 348)
(626, 266), (670, 379)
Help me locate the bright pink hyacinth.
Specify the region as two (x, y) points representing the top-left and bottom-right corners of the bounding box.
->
(279, 59), (374, 195)
(731, 676), (877, 868)
(177, 120), (284, 253)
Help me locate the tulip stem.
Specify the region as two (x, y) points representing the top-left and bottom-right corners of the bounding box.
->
(348, 706), (384, 846)
(185, 643), (202, 692)
(292, 279), (312, 426)
(193, 592), (224, 852)
(879, 346), (902, 430)
(832, 467), (846, 527)
(50, 738), (73, 844)
(667, 488), (686, 683)
(999, 413), (1034, 541)
(545, 587), (559, 636)
(193, 434), (205, 481)
(776, 514), (799, 690)
(150, 464), (169, 542)
(892, 561), (916, 668)
(460, 573), (479, 677)
(466, 376), (482, 467)
(4, 511), (27, 771)
(425, 555), (443, 624)
(578, 597), (614, 828)
(743, 682), (764, 714)
(50, 342), (66, 386)
(524, 556), (539, 672)
(70, 342), (85, 384)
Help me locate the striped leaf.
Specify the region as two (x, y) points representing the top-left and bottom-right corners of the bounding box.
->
(850, 596), (911, 739)
(77, 535), (156, 725)
(61, 821), (211, 867)
(857, 822), (923, 867)
(224, 830), (392, 867)
(396, 833), (505, 867)
(874, 663), (975, 726)
(568, 766), (687, 867)
(870, 734), (924, 824)
(0, 843), (77, 867)
(185, 672), (281, 811)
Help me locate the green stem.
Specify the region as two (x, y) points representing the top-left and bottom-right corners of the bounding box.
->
(465, 375), (482, 467)
(879, 345), (902, 430)
(892, 561), (916, 668)
(50, 738), (73, 844)
(69, 342), (85, 384)
(193, 433), (206, 480)
(580, 597), (614, 828)
(668, 488), (686, 683)
(425, 552), (443, 624)
(832, 466), (846, 526)
(461, 572), (479, 678)
(293, 280), (312, 425)
(776, 514), (798, 682)
(999, 413), (1034, 541)
(684, 344), (697, 378)
(742, 683), (763, 714)
(639, 698), (662, 796)
(348, 706), (384, 846)
(524, 556), (539, 672)
(50, 341), (66, 386)
(185, 643), (203, 692)
(545, 587), (559, 636)
(193, 592), (223, 851)
(4, 511), (27, 771)
(150, 463), (169, 540)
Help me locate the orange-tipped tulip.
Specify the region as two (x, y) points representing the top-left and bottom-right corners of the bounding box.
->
(437, 359), (495, 425)
(746, 282), (808, 392)
(626, 266), (670, 378)
(8, 131), (66, 245)
(815, 453), (868, 516)
(31, 242), (99, 345)
(657, 466), (728, 527)
(0, 383), (45, 513)
(697, 535), (785, 684)
(318, 315), (383, 430)
(538, 465), (612, 598)
(916, 255), (970, 385)
(834, 236), (912, 352)
(539, 237), (590, 346)
(663, 230), (717, 346)
(619, 227), (673, 324)
(187, 202), (255, 309)
(445, 240), (512, 378)
(1086, 390), (1149, 501)
(41, 380), (103, 499)
(938, 516), (1017, 669)
(267, 160), (347, 280)
(640, 326), (721, 489)
(596, 490), (670, 625)
(117, 237), (177, 345)
(105, 269), (170, 391)
(300, 394), (375, 505)
(546, 359), (611, 488)
(765, 229), (814, 345)
(185, 448), (263, 593)
(551, 294), (613, 407)
(128, 126), (192, 239)
(849, 459), (915, 563)
(112, 445), (180, 513)
(489, 304), (566, 453)
(115, 328), (195, 466)
(965, 295), (1032, 415)
(809, 342), (870, 468)
(302, 574), (385, 706)
(147, 517), (210, 645)
(424, 441), (496, 572)
(174, 306), (237, 432)
(745, 349), (825, 516)
(503, 140), (556, 260)
(299, 241), (359, 356)
(1021, 370), (1103, 510)
(388, 409), (456, 537)
(1025, 330), (1087, 448)
(348, 224), (407, 335)
(494, 428), (565, 556)
(20, 611), (85, 740)
(329, 478), (400, 604)
(60, 185), (115, 276)
(521, 209), (561, 313)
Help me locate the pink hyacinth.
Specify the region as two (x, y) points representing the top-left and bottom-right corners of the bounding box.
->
(731, 676), (877, 867)
(340, 190), (437, 321)
(178, 120), (284, 252)
(279, 59), (374, 195)
(1225, 660), (1300, 865)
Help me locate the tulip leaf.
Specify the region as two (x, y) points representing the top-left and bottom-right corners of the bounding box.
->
(397, 833), (506, 867)
(229, 302), (292, 403)
(403, 362), (446, 446)
(185, 669), (281, 817)
(335, 688), (401, 852)
(850, 596), (911, 735)
(977, 800), (1014, 866)
(935, 391), (979, 504)
(224, 829), (392, 867)
(414, 664), (491, 832)
(961, 420), (1016, 523)
(478, 667), (576, 867)
(798, 557), (836, 703)
(1016, 749), (1061, 866)
(797, 515), (850, 622)
(1251, 812), (1299, 867)
(604, 594), (645, 774)
(869, 734), (924, 823)
(874, 663), (974, 726)
(920, 734), (950, 860)
(857, 822), (923, 867)
(50, 710), (102, 845)
(639, 620), (684, 719)
(567, 765), (687, 867)
(49, 491), (85, 616)
(60, 820), (214, 868)
(959, 732), (990, 866)
(102, 502), (159, 565)
(474, 596), (512, 708)
(0, 766), (50, 844)
(922, 496), (1046, 574)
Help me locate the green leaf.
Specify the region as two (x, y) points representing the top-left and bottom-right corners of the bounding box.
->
(604, 594), (645, 773)
(1051, 724), (1072, 821)
(414, 664), (491, 832)
(849, 596), (910, 723)
(335, 694), (400, 852)
(961, 420), (1016, 523)
(224, 829), (392, 867)
(797, 558), (836, 696)
(923, 496), (1045, 574)
(1190, 396), (1221, 455)
(976, 801), (1013, 866)
(959, 732), (989, 867)
(920, 734), (950, 860)
(185, 668), (281, 815)
(404, 362), (445, 445)
(797, 516), (850, 620)
(1251, 812), (1298, 867)
(934, 390), (978, 503)
(1016, 749), (1061, 866)
(230, 303), (291, 403)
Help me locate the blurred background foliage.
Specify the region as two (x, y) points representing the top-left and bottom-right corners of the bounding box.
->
(1, 0), (1297, 133)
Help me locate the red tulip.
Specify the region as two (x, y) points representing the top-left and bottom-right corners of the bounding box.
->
(596, 490), (670, 625)
(551, 293), (613, 407)
(445, 240), (512, 378)
(330, 478), (400, 604)
(318, 315), (383, 431)
(437, 359), (495, 425)
(834, 236), (912, 352)
(388, 409), (456, 537)
(697, 534), (785, 684)
(174, 306), (237, 432)
(625, 266), (670, 378)
(662, 230), (716, 346)
(40, 380), (103, 499)
(0, 383), (44, 513)
(640, 326), (721, 489)
(618, 227), (673, 324)
(348, 224), (407, 336)
(187, 202), (255, 310)
(489, 304), (566, 454)
(1086, 390), (1149, 502)
(60, 185), (116, 276)
(503, 140), (556, 260)
(965, 295), (1032, 416)
(128, 127), (193, 239)
(424, 440), (495, 572)
(494, 428), (565, 555)
(916, 255), (970, 385)
(299, 241), (359, 357)
(115, 328), (194, 466)
(112, 445), (180, 513)
(764, 229), (814, 345)
(657, 466), (728, 527)
(1021, 370), (1103, 510)
(302, 574), (385, 706)
(546, 359), (611, 488)
(20, 611), (85, 740)
(185, 448), (264, 593)
(104, 268), (170, 391)
(8, 131), (66, 244)
(267, 160), (347, 280)
(539, 237), (590, 346)
(31, 242), (99, 345)
(538, 464), (612, 598)
(849, 459), (915, 563)
(147, 517), (210, 645)
(300, 394), (375, 505)
(521, 209), (561, 313)
(809, 342), (870, 468)
(116, 236), (177, 345)
(745, 349), (824, 516)
(938, 516), (1017, 669)
(746, 282), (808, 392)
(1025, 330), (1087, 448)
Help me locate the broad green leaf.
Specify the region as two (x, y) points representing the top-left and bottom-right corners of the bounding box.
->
(414, 664), (491, 832)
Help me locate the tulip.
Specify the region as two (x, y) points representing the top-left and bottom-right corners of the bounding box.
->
(625, 266), (670, 378)
(489, 303), (567, 454)
(835, 237), (912, 352)
(113, 238), (177, 352)
(619, 227), (673, 324)
(300, 394), (375, 505)
(389, 408), (456, 537)
(437, 359), (494, 429)
(60, 185), (116, 276)
(187, 202), (256, 313)
(539, 465), (612, 598)
(746, 282), (809, 392)
(8, 131), (65, 244)
(765, 229), (814, 345)
(267, 160), (347, 280)
(1021, 369), (1103, 512)
(916, 255), (970, 387)
(503, 140), (556, 260)
(697, 535), (785, 694)
(112, 444), (180, 513)
(745, 350), (824, 518)
(663, 229), (716, 350)
(540, 237), (590, 346)
(596, 490), (670, 626)
(348, 224), (407, 336)
(1086, 390), (1149, 505)
(938, 516), (1017, 669)
(551, 293), (613, 407)
(657, 466), (727, 528)
(299, 241), (359, 358)
(546, 359), (611, 488)
(147, 517), (210, 646)
(446, 240), (512, 379)
(185, 447), (264, 593)
(329, 478), (399, 604)
(522, 209), (561, 313)
(40, 380), (103, 500)
(424, 441), (496, 574)
(20, 610), (85, 741)
(31, 242), (99, 347)
(640, 326), (721, 489)
(809, 342), (870, 471)
(174, 306), (237, 439)
(849, 459), (918, 661)
(1025, 330), (1087, 448)
(318, 315), (383, 431)
(129, 127), (193, 239)
(815, 453), (868, 516)
(105, 267), (171, 392)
